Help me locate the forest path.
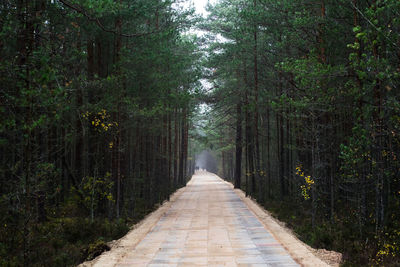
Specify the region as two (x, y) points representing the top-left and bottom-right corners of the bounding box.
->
(84, 171), (331, 267)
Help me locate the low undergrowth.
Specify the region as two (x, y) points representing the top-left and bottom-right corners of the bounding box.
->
(0, 217), (130, 267)
(263, 200), (400, 266)
(0, 197), (161, 267)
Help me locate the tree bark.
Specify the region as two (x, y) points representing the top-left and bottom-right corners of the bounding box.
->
(234, 100), (243, 189)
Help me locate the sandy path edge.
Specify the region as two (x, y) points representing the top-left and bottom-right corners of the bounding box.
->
(78, 179), (194, 267)
(216, 174), (342, 267)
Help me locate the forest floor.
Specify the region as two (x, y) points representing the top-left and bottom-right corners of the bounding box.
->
(80, 171), (341, 266)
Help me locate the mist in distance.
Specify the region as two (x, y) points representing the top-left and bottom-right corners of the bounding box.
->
(195, 150), (218, 174)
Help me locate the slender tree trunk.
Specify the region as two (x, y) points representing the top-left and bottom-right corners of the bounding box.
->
(182, 107), (188, 184)
(114, 0), (123, 218)
(18, 0), (34, 263)
(95, 36), (102, 78)
(87, 40), (95, 79)
(246, 93), (255, 196)
(167, 109), (172, 198)
(266, 106), (271, 199)
(311, 119), (317, 229)
(372, 13), (384, 229)
(234, 100), (243, 188)
(277, 72), (285, 199)
(174, 108), (178, 187)
(253, 0), (261, 200)
(179, 108), (185, 185)
(319, 0), (326, 64)
(245, 93), (250, 197)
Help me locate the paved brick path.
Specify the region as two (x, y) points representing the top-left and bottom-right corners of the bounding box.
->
(117, 172), (299, 267)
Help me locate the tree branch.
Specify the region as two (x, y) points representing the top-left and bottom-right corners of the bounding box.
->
(57, 0), (159, 38)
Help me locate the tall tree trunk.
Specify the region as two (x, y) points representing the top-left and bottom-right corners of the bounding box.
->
(371, 2), (384, 229)
(246, 91), (255, 196)
(179, 108), (185, 185)
(167, 109), (172, 198)
(181, 107), (188, 184)
(174, 107), (178, 187)
(114, 0), (123, 218)
(253, 0), (261, 199)
(277, 72), (285, 199)
(266, 106), (271, 199)
(17, 0), (34, 264)
(319, 0), (326, 64)
(234, 100), (243, 188)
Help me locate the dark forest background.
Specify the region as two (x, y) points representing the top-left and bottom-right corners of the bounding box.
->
(1, 0), (400, 266)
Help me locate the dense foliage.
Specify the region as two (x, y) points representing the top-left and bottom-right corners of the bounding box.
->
(2, 0), (400, 266)
(0, 0), (200, 265)
(201, 0), (400, 265)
